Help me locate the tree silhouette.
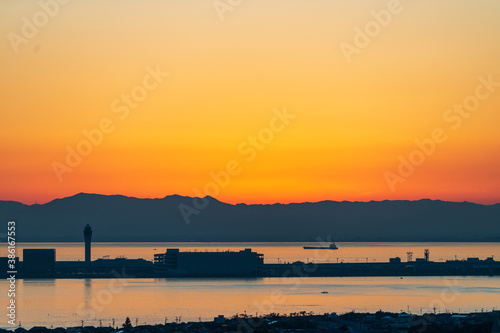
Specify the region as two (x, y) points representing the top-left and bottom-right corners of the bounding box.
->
(123, 317), (132, 329)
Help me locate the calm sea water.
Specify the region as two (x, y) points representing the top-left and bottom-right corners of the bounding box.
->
(1, 242), (499, 328)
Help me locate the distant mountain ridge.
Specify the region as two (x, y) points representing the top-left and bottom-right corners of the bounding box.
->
(1, 193), (499, 242)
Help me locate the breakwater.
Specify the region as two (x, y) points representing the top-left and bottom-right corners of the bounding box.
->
(4, 257), (500, 279)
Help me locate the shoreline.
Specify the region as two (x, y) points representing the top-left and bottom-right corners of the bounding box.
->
(6, 272), (500, 279)
(6, 259), (500, 279)
(2, 310), (499, 332)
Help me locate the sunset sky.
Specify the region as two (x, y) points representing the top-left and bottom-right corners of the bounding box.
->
(1, 0), (499, 205)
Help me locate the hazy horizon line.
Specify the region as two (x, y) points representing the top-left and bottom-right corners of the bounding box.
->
(3, 192), (499, 207)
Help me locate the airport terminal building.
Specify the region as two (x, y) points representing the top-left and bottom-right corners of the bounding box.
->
(154, 248), (264, 276)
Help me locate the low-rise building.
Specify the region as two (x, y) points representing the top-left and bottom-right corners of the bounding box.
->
(23, 249), (56, 274)
(154, 248), (264, 276)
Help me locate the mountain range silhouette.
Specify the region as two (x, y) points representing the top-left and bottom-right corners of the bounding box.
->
(1, 193), (499, 242)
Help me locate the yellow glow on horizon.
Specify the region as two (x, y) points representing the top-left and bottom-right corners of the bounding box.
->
(1, 0), (499, 205)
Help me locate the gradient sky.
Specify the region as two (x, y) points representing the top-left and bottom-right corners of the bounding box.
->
(1, 0), (499, 205)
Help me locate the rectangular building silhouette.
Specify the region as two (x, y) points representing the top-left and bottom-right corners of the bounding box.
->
(154, 248), (263, 276)
(23, 249), (56, 273)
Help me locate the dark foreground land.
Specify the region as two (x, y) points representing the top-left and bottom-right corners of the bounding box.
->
(4, 311), (500, 333)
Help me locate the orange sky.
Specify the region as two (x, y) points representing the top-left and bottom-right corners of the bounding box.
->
(1, 0), (499, 205)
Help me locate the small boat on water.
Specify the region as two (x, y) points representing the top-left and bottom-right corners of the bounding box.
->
(303, 243), (338, 250)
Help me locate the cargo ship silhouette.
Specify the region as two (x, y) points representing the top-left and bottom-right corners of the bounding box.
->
(303, 243), (338, 250)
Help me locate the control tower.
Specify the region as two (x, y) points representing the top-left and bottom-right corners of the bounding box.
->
(84, 224), (92, 268)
